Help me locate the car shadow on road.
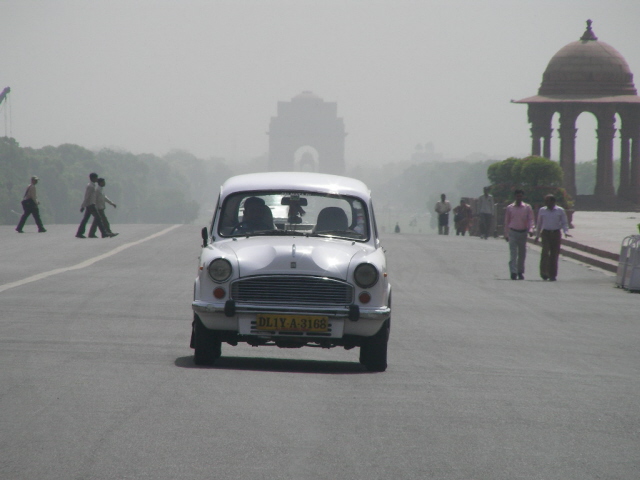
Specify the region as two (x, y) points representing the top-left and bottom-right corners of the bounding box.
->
(174, 355), (370, 374)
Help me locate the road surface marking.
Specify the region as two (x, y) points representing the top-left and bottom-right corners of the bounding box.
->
(0, 225), (181, 293)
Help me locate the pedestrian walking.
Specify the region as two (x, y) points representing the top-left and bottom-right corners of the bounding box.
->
(453, 199), (473, 236)
(534, 194), (571, 281)
(89, 178), (118, 238)
(503, 189), (534, 280)
(477, 187), (494, 239)
(16, 176), (46, 233)
(76, 173), (107, 238)
(435, 193), (451, 235)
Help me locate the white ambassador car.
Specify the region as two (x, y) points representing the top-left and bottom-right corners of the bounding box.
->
(191, 172), (391, 371)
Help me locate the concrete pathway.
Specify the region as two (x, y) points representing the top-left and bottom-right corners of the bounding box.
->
(568, 211), (640, 256)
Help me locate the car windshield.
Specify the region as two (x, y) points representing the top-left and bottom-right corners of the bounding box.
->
(217, 191), (369, 240)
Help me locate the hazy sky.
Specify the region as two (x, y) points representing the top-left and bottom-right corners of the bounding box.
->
(2, 0), (639, 166)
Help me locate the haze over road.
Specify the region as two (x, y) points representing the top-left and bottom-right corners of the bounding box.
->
(1, 225), (638, 480)
(3, 2), (640, 164)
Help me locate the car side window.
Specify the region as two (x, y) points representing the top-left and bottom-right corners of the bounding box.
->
(218, 195), (243, 235)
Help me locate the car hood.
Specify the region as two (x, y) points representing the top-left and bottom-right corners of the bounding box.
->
(216, 237), (366, 279)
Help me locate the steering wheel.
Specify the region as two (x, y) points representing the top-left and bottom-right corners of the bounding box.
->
(230, 222), (249, 235)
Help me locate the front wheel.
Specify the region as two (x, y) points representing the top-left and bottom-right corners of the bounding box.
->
(359, 320), (389, 372)
(192, 314), (222, 366)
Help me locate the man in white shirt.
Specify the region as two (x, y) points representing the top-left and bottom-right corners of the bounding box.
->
(434, 193), (451, 235)
(76, 172), (106, 238)
(476, 187), (494, 239)
(89, 178), (118, 238)
(534, 194), (571, 281)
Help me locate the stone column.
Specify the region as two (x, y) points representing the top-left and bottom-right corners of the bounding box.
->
(543, 130), (552, 160)
(558, 111), (578, 198)
(630, 128), (640, 203)
(531, 125), (553, 158)
(530, 127), (541, 156)
(528, 105), (553, 159)
(618, 129), (631, 198)
(594, 115), (616, 197)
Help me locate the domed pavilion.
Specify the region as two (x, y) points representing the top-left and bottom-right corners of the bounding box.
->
(514, 20), (640, 205)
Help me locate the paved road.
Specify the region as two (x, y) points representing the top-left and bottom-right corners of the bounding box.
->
(1, 225), (638, 480)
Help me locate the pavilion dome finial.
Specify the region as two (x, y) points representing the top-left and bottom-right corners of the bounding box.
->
(580, 19), (598, 41)
(537, 20), (636, 96)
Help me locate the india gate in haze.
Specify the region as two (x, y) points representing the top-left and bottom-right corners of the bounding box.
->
(515, 20), (640, 208)
(268, 91), (346, 174)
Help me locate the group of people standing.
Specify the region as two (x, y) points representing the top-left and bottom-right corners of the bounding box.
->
(15, 173), (118, 238)
(433, 187), (494, 237)
(435, 187), (571, 281)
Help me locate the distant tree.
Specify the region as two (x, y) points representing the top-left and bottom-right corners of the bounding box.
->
(574, 159), (620, 195)
(487, 155), (570, 209)
(0, 137), (28, 224)
(163, 150), (233, 214)
(519, 155), (563, 187)
(455, 160), (498, 197)
(0, 140), (203, 225)
(487, 157), (521, 186)
(347, 159), (496, 218)
(575, 160), (597, 194)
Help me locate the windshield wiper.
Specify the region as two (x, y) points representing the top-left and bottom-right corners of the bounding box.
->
(310, 231), (358, 239)
(242, 229), (299, 236)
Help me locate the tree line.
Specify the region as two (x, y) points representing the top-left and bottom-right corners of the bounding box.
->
(0, 137), (232, 226)
(357, 155), (610, 214)
(1, 135), (606, 227)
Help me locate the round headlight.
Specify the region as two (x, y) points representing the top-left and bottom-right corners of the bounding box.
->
(207, 258), (232, 283)
(354, 263), (379, 288)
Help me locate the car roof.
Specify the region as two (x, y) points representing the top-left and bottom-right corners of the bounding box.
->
(219, 172), (371, 201)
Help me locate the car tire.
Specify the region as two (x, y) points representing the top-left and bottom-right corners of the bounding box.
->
(359, 319), (389, 372)
(193, 314), (222, 366)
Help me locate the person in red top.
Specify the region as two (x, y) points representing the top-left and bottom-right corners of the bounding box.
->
(453, 199), (473, 236)
(504, 189), (534, 280)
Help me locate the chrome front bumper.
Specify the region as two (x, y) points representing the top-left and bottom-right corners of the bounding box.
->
(192, 300), (390, 321)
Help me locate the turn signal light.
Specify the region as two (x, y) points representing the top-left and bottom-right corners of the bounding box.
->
(213, 287), (226, 299)
(358, 292), (371, 304)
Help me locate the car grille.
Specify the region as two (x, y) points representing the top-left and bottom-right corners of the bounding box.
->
(231, 275), (354, 305)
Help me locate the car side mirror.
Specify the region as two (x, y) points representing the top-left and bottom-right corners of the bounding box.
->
(201, 227), (208, 247)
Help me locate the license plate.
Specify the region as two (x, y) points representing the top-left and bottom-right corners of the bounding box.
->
(255, 314), (329, 332)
